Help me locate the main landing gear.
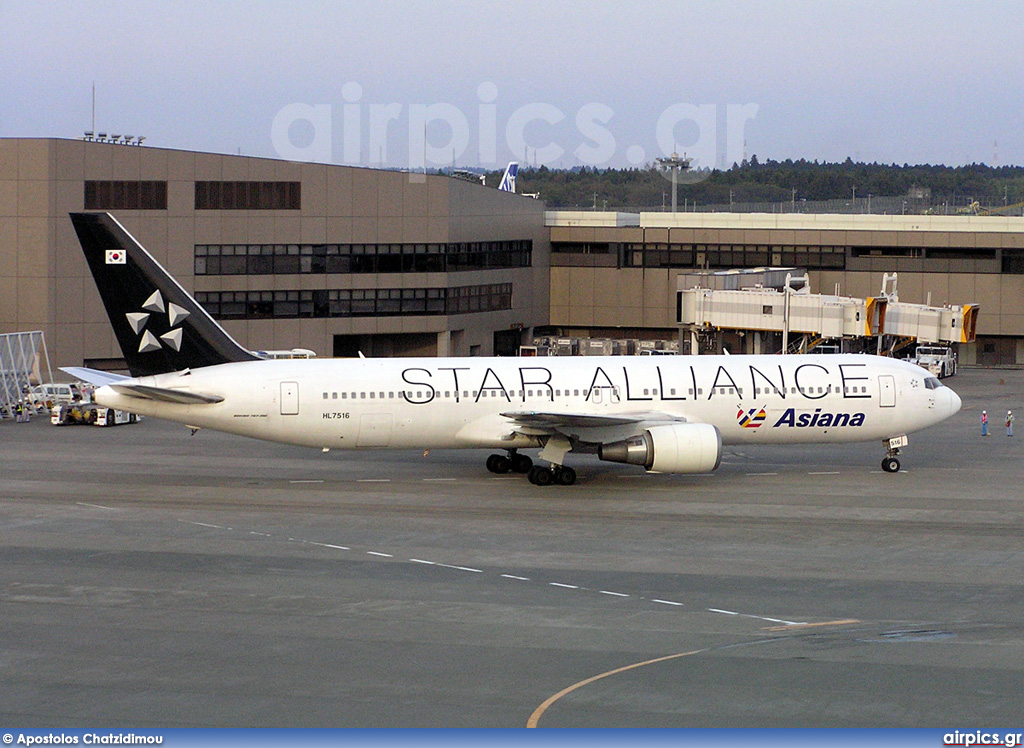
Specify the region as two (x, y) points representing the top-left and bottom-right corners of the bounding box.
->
(484, 449), (576, 486)
(485, 450), (533, 475)
(881, 434), (909, 473)
(527, 464), (576, 486)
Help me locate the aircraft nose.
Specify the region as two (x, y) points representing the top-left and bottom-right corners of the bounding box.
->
(946, 386), (962, 417)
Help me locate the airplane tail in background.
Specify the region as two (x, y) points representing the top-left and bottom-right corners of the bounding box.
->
(69, 212), (258, 377)
(498, 161), (518, 193)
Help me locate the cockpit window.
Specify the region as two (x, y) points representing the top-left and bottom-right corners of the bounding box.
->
(924, 377), (942, 390)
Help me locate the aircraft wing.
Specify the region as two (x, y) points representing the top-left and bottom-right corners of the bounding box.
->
(501, 409), (688, 443)
(108, 383), (224, 405)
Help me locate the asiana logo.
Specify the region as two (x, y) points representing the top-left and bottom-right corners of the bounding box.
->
(124, 290), (190, 353)
(772, 408), (866, 428)
(737, 406), (766, 428)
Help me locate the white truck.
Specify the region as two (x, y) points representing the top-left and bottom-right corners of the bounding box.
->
(911, 345), (957, 378)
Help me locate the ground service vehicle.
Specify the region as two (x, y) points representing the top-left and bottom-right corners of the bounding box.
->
(51, 402), (138, 426)
(912, 346), (956, 378)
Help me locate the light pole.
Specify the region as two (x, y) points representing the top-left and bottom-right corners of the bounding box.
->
(655, 152), (691, 213)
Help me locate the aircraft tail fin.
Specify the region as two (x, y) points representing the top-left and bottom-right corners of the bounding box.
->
(69, 212), (258, 377)
(498, 161), (518, 193)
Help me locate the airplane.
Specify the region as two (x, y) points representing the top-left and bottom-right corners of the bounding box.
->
(497, 161), (518, 193)
(66, 212), (962, 487)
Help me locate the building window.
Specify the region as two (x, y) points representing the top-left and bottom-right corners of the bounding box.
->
(194, 240), (532, 275)
(195, 283), (513, 320)
(84, 181), (168, 210)
(195, 181), (301, 210)
(1002, 250), (1024, 273)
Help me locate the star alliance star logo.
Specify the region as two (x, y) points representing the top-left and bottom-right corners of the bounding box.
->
(125, 290), (190, 353)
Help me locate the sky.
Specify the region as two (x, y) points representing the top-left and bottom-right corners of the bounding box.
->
(1, 0), (1022, 171)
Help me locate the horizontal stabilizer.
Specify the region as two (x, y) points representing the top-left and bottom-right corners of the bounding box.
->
(108, 383), (224, 405)
(60, 366), (131, 387)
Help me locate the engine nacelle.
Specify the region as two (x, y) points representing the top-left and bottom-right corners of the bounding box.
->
(598, 423), (722, 474)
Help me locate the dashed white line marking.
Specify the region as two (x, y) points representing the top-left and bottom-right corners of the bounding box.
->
(754, 615), (801, 625)
(422, 478), (458, 482)
(77, 502), (116, 511)
(437, 563), (483, 573)
(808, 471), (841, 475)
(182, 521), (811, 627)
(357, 479), (391, 483)
(745, 472), (778, 477)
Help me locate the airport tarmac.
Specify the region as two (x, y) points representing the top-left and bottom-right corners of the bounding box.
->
(1, 367), (1022, 727)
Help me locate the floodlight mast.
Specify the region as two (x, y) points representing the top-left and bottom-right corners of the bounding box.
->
(655, 151), (691, 213)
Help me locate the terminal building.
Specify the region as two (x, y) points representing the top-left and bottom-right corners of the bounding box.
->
(2, 136), (1024, 371)
(0, 137), (549, 370)
(547, 210), (1024, 365)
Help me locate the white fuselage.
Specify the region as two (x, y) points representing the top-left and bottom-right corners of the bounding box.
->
(94, 354), (961, 452)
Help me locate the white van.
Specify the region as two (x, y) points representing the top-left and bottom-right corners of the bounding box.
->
(30, 383), (80, 409)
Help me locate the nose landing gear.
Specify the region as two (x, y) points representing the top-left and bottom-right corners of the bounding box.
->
(881, 434), (908, 473)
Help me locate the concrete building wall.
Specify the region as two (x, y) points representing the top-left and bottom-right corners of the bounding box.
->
(1, 138), (550, 369)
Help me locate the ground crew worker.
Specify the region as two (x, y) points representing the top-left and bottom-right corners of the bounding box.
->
(1008, 410), (1014, 437)
(981, 410), (988, 436)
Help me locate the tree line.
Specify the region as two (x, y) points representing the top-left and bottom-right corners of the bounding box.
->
(482, 158), (1024, 211)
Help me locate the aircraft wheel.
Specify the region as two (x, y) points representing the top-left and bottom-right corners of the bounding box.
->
(882, 457), (900, 473)
(556, 466), (576, 486)
(486, 454), (511, 474)
(511, 453), (533, 473)
(529, 466), (553, 486)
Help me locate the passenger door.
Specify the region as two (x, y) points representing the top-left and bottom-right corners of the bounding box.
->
(878, 375), (895, 408)
(280, 381), (299, 415)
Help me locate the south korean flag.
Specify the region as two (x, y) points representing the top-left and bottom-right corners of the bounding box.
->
(105, 249), (127, 265)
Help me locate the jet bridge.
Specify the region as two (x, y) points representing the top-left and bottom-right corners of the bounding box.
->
(677, 268), (977, 355)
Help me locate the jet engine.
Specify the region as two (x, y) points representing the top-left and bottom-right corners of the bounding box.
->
(598, 423), (722, 474)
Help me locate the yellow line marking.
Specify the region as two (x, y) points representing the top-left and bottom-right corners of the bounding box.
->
(763, 618), (861, 632)
(526, 648), (706, 728)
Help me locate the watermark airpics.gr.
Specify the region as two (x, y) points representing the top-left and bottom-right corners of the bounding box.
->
(270, 82), (757, 178)
(943, 733), (1024, 747)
